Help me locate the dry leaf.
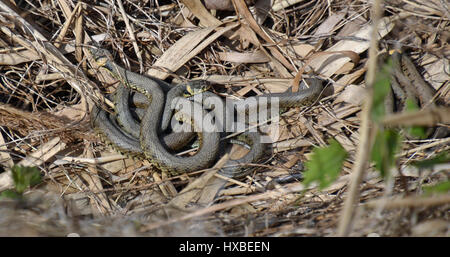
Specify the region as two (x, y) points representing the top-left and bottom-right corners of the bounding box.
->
(146, 23), (238, 79)
(179, 0), (222, 26)
(218, 50), (270, 63)
(334, 84), (368, 105)
(308, 16), (395, 77)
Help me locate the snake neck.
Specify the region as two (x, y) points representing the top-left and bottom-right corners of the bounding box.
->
(103, 61), (135, 87)
(255, 78), (323, 108)
(160, 85), (187, 131)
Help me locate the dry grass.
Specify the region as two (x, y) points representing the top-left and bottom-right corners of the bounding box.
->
(0, 0), (448, 236)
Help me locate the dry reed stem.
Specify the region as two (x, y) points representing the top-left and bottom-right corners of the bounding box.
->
(180, 0), (222, 26)
(382, 107), (450, 127)
(364, 194), (450, 209)
(116, 0), (143, 73)
(232, 0), (295, 73)
(337, 0), (383, 236)
(84, 147), (112, 215)
(54, 2), (82, 48)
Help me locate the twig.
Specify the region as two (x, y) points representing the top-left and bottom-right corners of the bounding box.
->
(54, 2), (82, 48)
(53, 154), (126, 165)
(337, 0), (384, 236)
(382, 107), (450, 127)
(397, 137), (450, 158)
(364, 194), (450, 209)
(116, 0), (144, 73)
(214, 172), (259, 191)
(83, 147), (112, 215)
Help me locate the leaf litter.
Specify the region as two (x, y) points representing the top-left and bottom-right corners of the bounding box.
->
(0, 0), (448, 236)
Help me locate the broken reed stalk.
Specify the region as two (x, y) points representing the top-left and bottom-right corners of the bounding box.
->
(337, 0), (384, 236)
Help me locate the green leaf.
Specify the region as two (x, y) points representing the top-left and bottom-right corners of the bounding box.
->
(404, 99), (427, 139)
(303, 139), (348, 189)
(405, 98), (420, 112)
(371, 129), (402, 178)
(371, 58), (393, 122)
(423, 180), (450, 195)
(411, 152), (450, 169)
(407, 126), (427, 139)
(0, 189), (22, 199)
(11, 165), (41, 194)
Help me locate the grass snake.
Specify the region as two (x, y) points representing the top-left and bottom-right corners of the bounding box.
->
(89, 47), (324, 177)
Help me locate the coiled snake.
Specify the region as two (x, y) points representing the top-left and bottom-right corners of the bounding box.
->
(89, 47), (324, 178)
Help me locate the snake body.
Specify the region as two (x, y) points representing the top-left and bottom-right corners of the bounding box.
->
(247, 79), (323, 111)
(123, 88), (266, 178)
(91, 104), (143, 158)
(115, 84), (196, 151)
(90, 47), (324, 177)
(99, 53), (197, 151)
(91, 101), (198, 158)
(132, 76), (221, 175)
(389, 51), (437, 112)
(387, 51), (447, 138)
(137, 78), (322, 175)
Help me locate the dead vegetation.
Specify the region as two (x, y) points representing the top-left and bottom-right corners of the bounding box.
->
(0, 0), (449, 236)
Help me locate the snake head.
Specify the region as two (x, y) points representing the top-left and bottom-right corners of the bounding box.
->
(183, 80), (211, 97)
(89, 47), (112, 67)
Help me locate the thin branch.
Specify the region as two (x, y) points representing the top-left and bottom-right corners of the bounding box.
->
(116, 0), (144, 73)
(337, 0), (384, 236)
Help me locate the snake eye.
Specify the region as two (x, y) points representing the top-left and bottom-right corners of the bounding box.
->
(182, 90), (191, 97)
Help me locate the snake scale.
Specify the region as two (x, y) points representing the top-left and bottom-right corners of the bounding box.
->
(90, 47), (324, 177)
(114, 71), (197, 151)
